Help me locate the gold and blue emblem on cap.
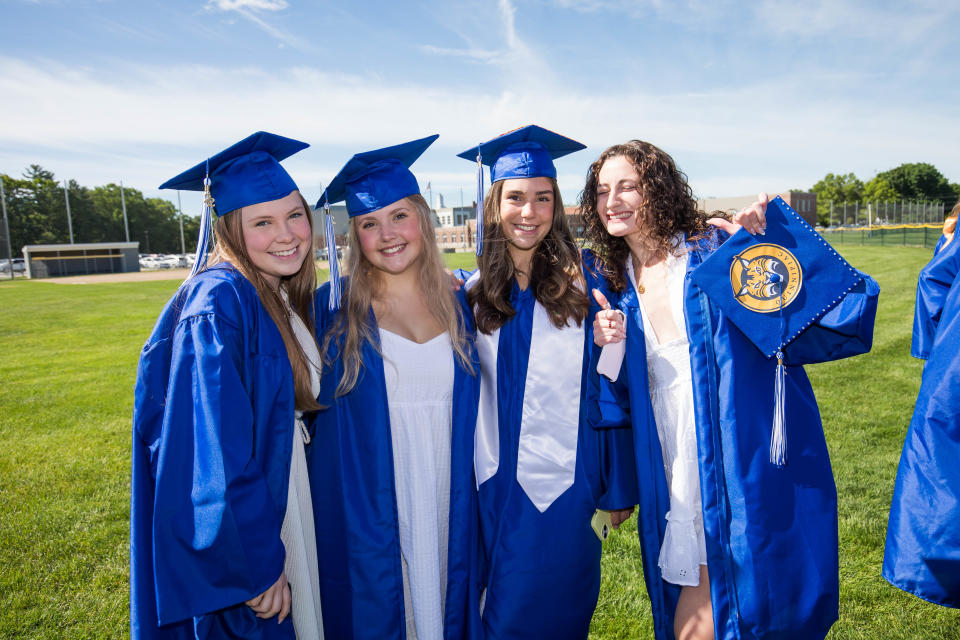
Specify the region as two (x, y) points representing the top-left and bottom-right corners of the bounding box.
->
(692, 196), (863, 465)
(730, 243), (803, 313)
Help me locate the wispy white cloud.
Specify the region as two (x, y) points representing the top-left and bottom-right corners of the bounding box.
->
(419, 44), (500, 62)
(753, 0), (954, 42)
(423, 0), (553, 84)
(552, 0), (958, 43)
(204, 0), (315, 53)
(207, 0), (288, 11)
(0, 56), (957, 202)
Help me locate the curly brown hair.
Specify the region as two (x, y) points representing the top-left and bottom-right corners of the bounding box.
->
(579, 140), (709, 293)
(468, 178), (589, 334)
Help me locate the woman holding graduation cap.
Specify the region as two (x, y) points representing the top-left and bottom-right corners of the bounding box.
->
(306, 135), (483, 640)
(455, 125), (638, 640)
(584, 140), (880, 640)
(131, 132), (324, 638)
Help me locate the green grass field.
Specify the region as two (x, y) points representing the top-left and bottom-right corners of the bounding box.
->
(0, 247), (957, 638)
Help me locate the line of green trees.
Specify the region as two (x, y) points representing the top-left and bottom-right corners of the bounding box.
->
(0, 165), (200, 257)
(803, 162), (959, 226)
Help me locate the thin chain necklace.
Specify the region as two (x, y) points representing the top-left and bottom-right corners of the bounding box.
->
(631, 255), (646, 294)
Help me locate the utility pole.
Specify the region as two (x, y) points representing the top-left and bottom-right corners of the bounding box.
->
(1, 180), (13, 280)
(177, 191), (186, 258)
(63, 179), (74, 244)
(121, 181), (130, 242)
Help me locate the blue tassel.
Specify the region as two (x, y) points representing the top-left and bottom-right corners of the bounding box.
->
(770, 349), (787, 466)
(187, 169), (213, 280)
(474, 151), (484, 257)
(323, 200), (342, 311)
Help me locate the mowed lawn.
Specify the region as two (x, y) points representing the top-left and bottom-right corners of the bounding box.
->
(0, 247), (957, 638)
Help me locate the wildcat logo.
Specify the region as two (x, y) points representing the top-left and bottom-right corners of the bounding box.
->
(729, 244), (802, 313)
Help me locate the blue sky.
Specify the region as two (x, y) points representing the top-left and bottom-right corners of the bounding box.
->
(2, 0), (958, 216)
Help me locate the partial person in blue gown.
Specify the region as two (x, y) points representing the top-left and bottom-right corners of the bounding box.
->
(585, 140), (879, 640)
(306, 135), (484, 640)
(131, 132), (325, 639)
(455, 125), (638, 640)
(932, 202), (958, 256)
(883, 228), (960, 608)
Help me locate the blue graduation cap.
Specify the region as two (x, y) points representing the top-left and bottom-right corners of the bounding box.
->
(159, 131), (308, 278)
(457, 125), (586, 256)
(317, 134), (438, 310)
(690, 196), (863, 465)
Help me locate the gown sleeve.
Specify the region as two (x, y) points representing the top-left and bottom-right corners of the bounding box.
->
(912, 238), (960, 359)
(582, 256), (638, 510)
(150, 294), (287, 625)
(781, 271), (880, 366)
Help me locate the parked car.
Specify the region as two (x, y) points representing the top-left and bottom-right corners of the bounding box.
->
(0, 258), (25, 274)
(315, 247), (343, 261)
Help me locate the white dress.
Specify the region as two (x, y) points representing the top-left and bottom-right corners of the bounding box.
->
(281, 300), (325, 638)
(379, 329), (454, 640)
(629, 252), (708, 587)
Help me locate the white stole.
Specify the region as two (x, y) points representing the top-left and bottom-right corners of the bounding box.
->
(467, 273), (584, 512)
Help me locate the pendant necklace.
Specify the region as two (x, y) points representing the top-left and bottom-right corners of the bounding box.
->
(633, 256), (646, 294)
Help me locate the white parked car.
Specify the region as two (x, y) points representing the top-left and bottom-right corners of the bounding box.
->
(0, 258), (25, 273)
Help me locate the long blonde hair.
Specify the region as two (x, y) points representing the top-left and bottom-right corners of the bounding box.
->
(323, 194), (474, 396)
(210, 192), (321, 411)
(468, 178), (588, 334)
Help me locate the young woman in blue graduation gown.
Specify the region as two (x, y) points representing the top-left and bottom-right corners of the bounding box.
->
(883, 231), (960, 608)
(458, 126), (638, 640)
(131, 133), (325, 638)
(932, 202), (957, 256)
(306, 137), (483, 640)
(584, 140), (879, 640)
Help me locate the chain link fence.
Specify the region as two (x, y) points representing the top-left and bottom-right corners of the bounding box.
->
(820, 200), (947, 227)
(818, 224), (942, 249)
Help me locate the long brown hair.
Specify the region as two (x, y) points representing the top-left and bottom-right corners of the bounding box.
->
(579, 140), (709, 293)
(211, 192), (321, 411)
(468, 177), (588, 333)
(323, 194), (474, 396)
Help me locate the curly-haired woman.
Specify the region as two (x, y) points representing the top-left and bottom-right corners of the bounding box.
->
(585, 140), (879, 640)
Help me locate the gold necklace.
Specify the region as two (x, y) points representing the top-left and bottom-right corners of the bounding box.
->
(632, 256), (646, 294)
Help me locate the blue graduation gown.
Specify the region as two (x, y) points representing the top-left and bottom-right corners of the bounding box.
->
(306, 282), (484, 639)
(933, 234), (949, 256)
(131, 264), (296, 639)
(593, 240), (879, 640)
(883, 237), (960, 607)
(476, 257), (638, 640)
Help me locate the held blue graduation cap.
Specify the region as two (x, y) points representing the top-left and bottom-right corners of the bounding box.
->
(316, 134), (438, 310)
(457, 125), (586, 256)
(690, 196), (863, 465)
(159, 131), (308, 278)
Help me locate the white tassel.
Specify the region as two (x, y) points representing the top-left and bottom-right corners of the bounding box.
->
(770, 349), (787, 466)
(324, 203), (341, 311)
(187, 174), (213, 280)
(474, 151), (484, 257)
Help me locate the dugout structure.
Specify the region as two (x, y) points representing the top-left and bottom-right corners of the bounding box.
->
(22, 242), (140, 279)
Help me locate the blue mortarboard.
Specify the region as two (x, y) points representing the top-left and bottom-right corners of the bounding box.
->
(317, 134), (438, 310)
(160, 131), (308, 278)
(457, 125), (586, 256)
(690, 196), (863, 465)
(317, 134), (438, 216)
(457, 124), (586, 182)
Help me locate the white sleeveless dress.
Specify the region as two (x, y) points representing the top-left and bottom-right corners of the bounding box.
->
(629, 253), (708, 587)
(379, 329), (454, 640)
(281, 299), (324, 638)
